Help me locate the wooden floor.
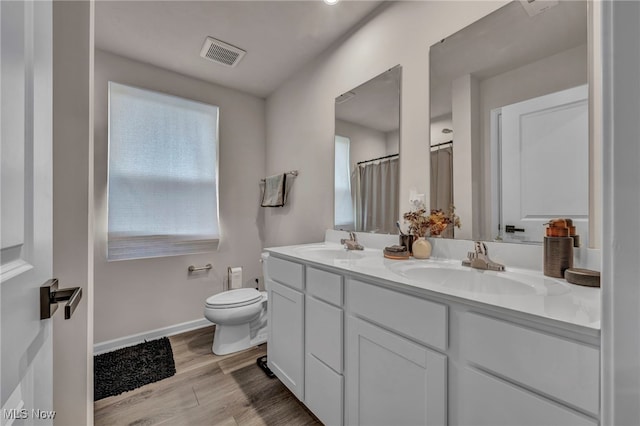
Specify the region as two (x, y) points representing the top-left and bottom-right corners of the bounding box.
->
(94, 326), (321, 426)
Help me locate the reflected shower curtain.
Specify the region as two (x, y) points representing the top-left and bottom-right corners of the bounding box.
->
(430, 146), (454, 238)
(352, 158), (399, 234)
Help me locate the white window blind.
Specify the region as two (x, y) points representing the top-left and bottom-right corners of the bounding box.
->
(334, 135), (354, 228)
(107, 82), (220, 260)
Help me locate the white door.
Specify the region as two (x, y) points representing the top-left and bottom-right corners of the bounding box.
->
(1, 0), (55, 423)
(500, 85), (588, 243)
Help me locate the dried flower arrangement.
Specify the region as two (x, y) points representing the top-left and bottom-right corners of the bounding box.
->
(403, 201), (461, 238)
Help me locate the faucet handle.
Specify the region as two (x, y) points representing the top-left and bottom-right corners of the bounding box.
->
(474, 241), (482, 254)
(474, 241), (488, 256)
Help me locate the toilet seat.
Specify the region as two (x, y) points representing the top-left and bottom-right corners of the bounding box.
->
(205, 288), (262, 309)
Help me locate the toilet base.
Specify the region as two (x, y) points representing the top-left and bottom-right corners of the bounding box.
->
(209, 294), (268, 356)
(212, 324), (268, 355)
(212, 323), (250, 355)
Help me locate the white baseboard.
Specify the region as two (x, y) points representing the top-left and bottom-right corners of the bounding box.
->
(94, 318), (211, 355)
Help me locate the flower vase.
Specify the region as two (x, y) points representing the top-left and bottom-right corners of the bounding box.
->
(412, 237), (432, 259)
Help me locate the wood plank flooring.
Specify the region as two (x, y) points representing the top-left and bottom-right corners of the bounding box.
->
(94, 326), (321, 426)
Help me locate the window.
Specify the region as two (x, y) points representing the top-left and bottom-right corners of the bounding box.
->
(107, 82), (220, 260)
(334, 135), (354, 228)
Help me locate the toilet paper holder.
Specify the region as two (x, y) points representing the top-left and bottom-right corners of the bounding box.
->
(188, 263), (212, 273)
(227, 266), (243, 290)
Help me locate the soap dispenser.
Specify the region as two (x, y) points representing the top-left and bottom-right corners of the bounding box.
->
(543, 219), (573, 278)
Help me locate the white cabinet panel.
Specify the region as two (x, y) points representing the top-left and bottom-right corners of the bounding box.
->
(461, 312), (599, 416)
(306, 296), (343, 373)
(346, 316), (447, 426)
(268, 256), (304, 290)
(348, 279), (448, 351)
(305, 354), (343, 426)
(459, 367), (598, 426)
(267, 279), (304, 400)
(307, 266), (343, 306)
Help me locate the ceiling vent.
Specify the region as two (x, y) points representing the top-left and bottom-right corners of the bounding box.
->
(200, 37), (246, 67)
(336, 91), (356, 104)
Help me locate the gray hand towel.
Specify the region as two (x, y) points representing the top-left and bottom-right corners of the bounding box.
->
(261, 174), (287, 207)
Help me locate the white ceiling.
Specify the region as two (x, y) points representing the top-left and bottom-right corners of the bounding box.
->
(95, 0), (385, 98)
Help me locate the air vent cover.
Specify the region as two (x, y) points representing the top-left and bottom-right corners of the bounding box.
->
(519, 0), (559, 17)
(200, 37), (246, 67)
(336, 91), (356, 104)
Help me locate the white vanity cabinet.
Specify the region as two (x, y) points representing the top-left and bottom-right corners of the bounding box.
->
(264, 251), (601, 426)
(265, 256), (305, 400)
(265, 256), (346, 425)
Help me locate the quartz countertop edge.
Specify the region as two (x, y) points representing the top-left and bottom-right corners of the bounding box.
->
(264, 242), (601, 334)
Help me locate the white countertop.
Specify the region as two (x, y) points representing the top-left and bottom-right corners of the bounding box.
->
(264, 241), (601, 332)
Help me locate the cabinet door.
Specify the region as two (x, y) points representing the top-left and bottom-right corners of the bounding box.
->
(305, 353), (343, 426)
(459, 367), (598, 426)
(346, 316), (447, 426)
(267, 279), (304, 400)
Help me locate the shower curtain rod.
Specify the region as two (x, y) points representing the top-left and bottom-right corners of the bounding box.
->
(357, 153), (399, 165)
(431, 140), (453, 150)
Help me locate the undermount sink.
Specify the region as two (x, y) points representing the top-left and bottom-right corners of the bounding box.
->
(297, 245), (365, 260)
(388, 262), (570, 296)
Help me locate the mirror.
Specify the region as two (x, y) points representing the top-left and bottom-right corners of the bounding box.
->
(429, 0), (590, 245)
(334, 66), (401, 234)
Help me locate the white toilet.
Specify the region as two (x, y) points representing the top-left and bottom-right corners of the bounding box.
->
(203, 288), (268, 355)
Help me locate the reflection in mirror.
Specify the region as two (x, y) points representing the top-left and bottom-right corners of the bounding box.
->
(429, 0), (589, 244)
(334, 66), (401, 234)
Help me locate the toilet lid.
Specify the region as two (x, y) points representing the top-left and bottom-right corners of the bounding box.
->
(206, 288), (262, 309)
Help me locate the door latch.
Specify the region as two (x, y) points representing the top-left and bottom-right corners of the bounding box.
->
(505, 225), (525, 233)
(40, 279), (82, 320)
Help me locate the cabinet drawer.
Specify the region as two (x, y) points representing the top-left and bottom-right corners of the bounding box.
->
(459, 367), (597, 426)
(461, 312), (599, 416)
(347, 279), (448, 351)
(307, 266), (343, 306)
(305, 354), (343, 426)
(268, 256), (304, 290)
(306, 296), (343, 373)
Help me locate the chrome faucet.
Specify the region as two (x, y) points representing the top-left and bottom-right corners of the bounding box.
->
(462, 241), (505, 271)
(340, 231), (364, 251)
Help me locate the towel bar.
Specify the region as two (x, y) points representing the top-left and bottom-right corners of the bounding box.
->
(188, 263), (212, 272)
(260, 170), (298, 182)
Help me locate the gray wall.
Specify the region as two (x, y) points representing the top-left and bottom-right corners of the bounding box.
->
(93, 50), (266, 344)
(52, 1), (94, 424)
(336, 119), (387, 169)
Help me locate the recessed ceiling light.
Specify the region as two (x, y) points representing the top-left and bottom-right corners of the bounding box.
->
(324, 0), (340, 5)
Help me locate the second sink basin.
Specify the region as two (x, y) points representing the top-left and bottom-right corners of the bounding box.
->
(388, 261), (570, 296)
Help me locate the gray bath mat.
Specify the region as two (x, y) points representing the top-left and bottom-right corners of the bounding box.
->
(94, 337), (176, 400)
